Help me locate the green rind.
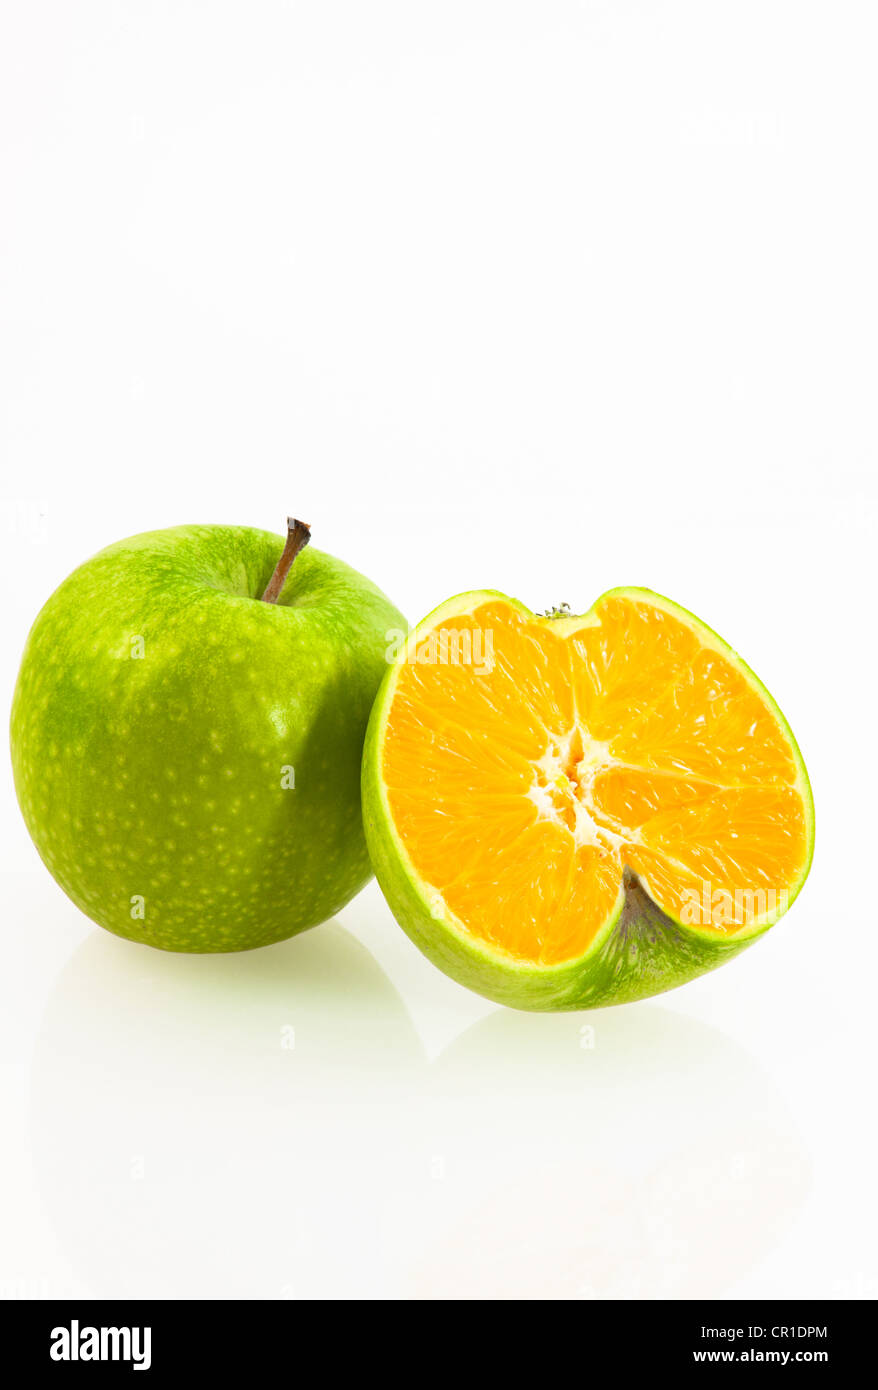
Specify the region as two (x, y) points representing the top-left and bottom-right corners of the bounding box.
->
(362, 587), (814, 1011)
(12, 525), (406, 952)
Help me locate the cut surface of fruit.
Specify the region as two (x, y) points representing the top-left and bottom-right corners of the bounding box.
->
(364, 587), (813, 1009)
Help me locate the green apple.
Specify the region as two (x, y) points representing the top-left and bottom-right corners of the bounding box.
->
(11, 520), (405, 952)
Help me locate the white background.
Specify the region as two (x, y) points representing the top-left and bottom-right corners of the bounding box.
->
(2, 1), (876, 1299)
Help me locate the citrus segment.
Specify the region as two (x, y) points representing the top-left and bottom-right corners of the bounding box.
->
(365, 587), (813, 1009)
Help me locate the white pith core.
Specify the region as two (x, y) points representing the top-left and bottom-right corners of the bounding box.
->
(527, 726), (635, 856)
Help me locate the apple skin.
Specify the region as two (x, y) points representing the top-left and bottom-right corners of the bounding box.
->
(11, 525), (405, 952)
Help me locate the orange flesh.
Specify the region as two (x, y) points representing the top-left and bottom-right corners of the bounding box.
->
(382, 595), (810, 966)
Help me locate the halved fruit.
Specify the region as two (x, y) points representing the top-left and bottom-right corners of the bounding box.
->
(362, 588), (814, 1010)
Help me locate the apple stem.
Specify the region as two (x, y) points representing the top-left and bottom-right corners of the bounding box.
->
(260, 518), (311, 603)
